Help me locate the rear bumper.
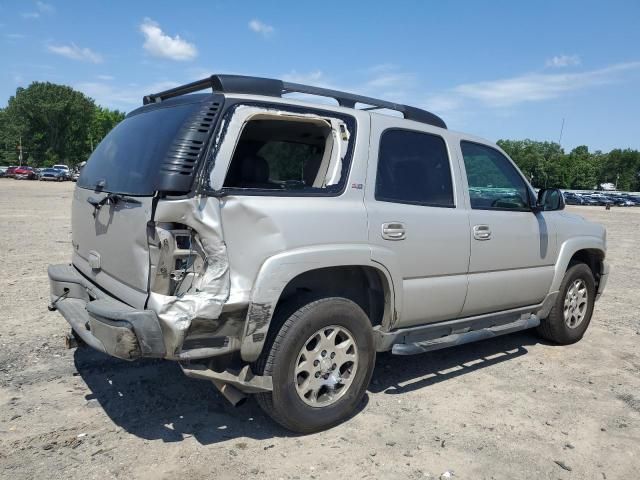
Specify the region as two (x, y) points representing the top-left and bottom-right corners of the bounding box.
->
(48, 264), (166, 360)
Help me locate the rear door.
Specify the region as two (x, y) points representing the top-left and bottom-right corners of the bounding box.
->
(457, 140), (556, 316)
(365, 116), (470, 328)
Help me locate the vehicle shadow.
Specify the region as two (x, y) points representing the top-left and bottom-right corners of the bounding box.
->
(74, 348), (284, 444)
(73, 347), (369, 445)
(368, 330), (542, 395)
(74, 330), (541, 444)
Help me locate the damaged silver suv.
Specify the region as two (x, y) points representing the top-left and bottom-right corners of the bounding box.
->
(49, 74), (609, 433)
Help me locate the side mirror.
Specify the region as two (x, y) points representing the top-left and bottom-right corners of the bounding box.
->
(535, 188), (565, 212)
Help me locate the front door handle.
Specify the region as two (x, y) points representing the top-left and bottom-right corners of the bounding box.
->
(473, 224), (492, 241)
(382, 222), (406, 241)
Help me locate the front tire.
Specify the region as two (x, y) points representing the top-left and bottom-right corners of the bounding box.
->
(255, 297), (376, 433)
(537, 263), (596, 344)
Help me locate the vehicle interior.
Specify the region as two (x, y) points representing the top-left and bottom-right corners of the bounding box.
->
(223, 116), (340, 190)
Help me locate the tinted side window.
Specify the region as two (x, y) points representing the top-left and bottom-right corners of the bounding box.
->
(460, 141), (531, 211)
(375, 130), (454, 207)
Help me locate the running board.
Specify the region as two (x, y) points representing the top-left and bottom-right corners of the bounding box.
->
(391, 315), (540, 355)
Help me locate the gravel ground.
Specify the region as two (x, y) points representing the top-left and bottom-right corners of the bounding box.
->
(1, 179), (639, 479)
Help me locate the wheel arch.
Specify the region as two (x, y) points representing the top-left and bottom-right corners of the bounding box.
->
(550, 237), (606, 294)
(239, 244), (398, 362)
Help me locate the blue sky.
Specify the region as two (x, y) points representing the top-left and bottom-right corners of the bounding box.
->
(1, 0), (639, 151)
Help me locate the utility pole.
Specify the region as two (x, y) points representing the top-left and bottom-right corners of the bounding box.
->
(18, 136), (23, 166)
(558, 118), (565, 147)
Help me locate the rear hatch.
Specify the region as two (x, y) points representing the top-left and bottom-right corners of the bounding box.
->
(72, 94), (223, 308)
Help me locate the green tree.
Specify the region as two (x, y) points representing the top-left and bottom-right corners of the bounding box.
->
(497, 139), (564, 188)
(0, 82), (125, 167)
(603, 149), (640, 191)
(87, 106), (125, 152)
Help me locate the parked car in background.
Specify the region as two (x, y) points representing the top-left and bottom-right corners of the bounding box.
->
(562, 192), (584, 205)
(52, 164), (71, 180)
(608, 195), (635, 207)
(4, 166), (19, 178)
(586, 194), (614, 206)
(39, 168), (67, 181)
(13, 166), (36, 180)
(581, 196), (600, 206)
(0, 166), (9, 177)
(626, 195), (640, 205)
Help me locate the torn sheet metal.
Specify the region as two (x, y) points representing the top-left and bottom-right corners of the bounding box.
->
(147, 196), (230, 358)
(208, 105), (351, 191)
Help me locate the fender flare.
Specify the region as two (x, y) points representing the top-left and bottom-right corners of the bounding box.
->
(550, 236), (606, 292)
(239, 244), (402, 362)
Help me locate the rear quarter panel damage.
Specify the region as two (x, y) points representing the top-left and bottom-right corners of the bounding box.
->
(147, 196), (230, 358)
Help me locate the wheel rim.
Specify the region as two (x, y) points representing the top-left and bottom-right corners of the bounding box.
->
(564, 279), (588, 328)
(294, 325), (359, 407)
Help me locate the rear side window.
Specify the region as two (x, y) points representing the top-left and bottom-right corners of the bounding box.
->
(222, 113), (353, 194)
(460, 141), (531, 211)
(375, 129), (454, 207)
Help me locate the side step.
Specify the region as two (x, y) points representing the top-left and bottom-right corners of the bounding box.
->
(391, 315), (540, 356)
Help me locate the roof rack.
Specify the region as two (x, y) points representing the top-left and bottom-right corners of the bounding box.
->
(143, 74), (447, 129)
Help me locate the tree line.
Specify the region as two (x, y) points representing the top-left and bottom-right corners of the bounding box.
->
(0, 82), (124, 167)
(1, 82), (639, 191)
(497, 139), (640, 192)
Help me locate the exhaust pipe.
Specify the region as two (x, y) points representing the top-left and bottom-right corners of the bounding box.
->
(64, 330), (86, 349)
(211, 379), (248, 407)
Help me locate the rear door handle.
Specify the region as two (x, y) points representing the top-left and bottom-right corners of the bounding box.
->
(382, 222), (406, 241)
(473, 224), (492, 240)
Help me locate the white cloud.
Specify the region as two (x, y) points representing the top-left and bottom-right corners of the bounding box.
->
(546, 54), (581, 68)
(47, 43), (103, 63)
(22, 1), (54, 19)
(364, 72), (414, 89)
(5, 33), (26, 39)
(36, 1), (54, 13)
(248, 19), (274, 37)
(426, 61), (640, 112)
(282, 70), (327, 85)
(139, 18), (197, 61)
(75, 80), (181, 111)
(96, 74), (114, 81)
(359, 65), (416, 102)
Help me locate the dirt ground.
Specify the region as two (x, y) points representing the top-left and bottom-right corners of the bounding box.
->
(0, 179), (638, 480)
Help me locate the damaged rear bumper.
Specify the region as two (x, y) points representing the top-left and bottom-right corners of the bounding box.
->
(48, 264), (272, 397)
(48, 264), (166, 360)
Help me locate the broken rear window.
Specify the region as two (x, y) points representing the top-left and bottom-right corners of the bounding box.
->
(220, 108), (354, 194)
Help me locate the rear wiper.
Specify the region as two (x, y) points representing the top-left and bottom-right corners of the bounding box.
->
(87, 193), (141, 217)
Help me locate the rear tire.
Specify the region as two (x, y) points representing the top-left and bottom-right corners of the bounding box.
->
(255, 297), (375, 433)
(537, 263), (595, 344)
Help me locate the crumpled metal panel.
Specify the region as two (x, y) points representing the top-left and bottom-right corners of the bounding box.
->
(147, 196), (230, 358)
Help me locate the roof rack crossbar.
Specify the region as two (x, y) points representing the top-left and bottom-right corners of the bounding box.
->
(143, 74), (447, 129)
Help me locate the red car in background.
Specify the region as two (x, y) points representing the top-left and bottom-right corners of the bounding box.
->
(4, 166), (19, 178)
(13, 166), (36, 180)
